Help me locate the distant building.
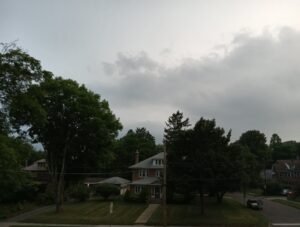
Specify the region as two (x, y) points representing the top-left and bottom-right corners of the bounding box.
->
(129, 151), (163, 201)
(273, 160), (300, 187)
(84, 176), (130, 195)
(23, 159), (50, 184)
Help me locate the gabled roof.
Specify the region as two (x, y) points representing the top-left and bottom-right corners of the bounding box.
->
(23, 159), (47, 171)
(129, 152), (164, 169)
(273, 160), (300, 171)
(130, 177), (161, 185)
(86, 177), (130, 185)
(98, 177), (130, 185)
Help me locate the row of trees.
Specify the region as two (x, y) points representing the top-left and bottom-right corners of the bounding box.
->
(163, 111), (298, 214)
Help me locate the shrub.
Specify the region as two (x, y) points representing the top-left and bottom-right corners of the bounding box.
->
(123, 189), (131, 202)
(36, 191), (55, 205)
(95, 183), (119, 200)
(67, 183), (90, 202)
(138, 187), (149, 203)
(265, 182), (282, 196)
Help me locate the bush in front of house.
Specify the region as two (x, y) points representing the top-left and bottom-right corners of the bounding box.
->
(67, 183), (90, 202)
(123, 189), (148, 203)
(36, 191), (55, 205)
(123, 189), (132, 202)
(265, 182), (283, 196)
(95, 183), (119, 200)
(138, 187), (149, 203)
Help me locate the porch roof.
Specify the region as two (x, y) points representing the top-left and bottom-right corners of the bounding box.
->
(130, 177), (161, 186)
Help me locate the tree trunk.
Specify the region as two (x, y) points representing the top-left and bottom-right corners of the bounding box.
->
(216, 191), (225, 204)
(199, 186), (204, 215)
(242, 183), (247, 205)
(55, 135), (69, 213)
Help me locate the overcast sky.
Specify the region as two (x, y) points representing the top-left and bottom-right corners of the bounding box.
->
(1, 0), (300, 143)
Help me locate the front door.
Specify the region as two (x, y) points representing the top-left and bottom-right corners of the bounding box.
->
(154, 186), (160, 199)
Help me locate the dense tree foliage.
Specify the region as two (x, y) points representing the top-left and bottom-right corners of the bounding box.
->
(270, 133), (282, 148)
(167, 116), (232, 214)
(164, 110), (190, 147)
(0, 134), (39, 203)
(1, 46), (122, 212)
(112, 127), (157, 174)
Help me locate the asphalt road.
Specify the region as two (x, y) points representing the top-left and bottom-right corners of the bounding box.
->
(263, 198), (300, 226)
(230, 193), (300, 227)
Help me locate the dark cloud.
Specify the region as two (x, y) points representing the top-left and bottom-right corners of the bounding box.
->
(89, 27), (300, 143)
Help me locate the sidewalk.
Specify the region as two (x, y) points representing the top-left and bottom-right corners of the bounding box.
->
(0, 223), (156, 227)
(134, 204), (159, 224)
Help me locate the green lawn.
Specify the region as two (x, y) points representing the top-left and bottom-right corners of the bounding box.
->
(0, 202), (39, 220)
(247, 188), (264, 197)
(272, 199), (300, 209)
(22, 200), (146, 225)
(147, 198), (269, 227)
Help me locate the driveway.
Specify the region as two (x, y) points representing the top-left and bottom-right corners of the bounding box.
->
(230, 193), (300, 227)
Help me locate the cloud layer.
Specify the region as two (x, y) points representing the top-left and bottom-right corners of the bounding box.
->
(89, 27), (300, 143)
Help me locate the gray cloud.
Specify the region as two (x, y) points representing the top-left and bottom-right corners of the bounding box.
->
(89, 27), (300, 143)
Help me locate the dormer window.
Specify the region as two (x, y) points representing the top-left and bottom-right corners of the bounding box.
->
(152, 159), (163, 166)
(139, 169), (148, 177)
(38, 162), (46, 168)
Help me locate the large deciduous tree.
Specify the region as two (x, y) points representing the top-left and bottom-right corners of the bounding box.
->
(1, 46), (122, 212)
(9, 76), (122, 212)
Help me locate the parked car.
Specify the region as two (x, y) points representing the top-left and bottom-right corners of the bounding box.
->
(247, 199), (263, 210)
(282, 188), (291, 196)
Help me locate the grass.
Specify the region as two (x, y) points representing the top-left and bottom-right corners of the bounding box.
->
(247, 188), (264, 197)
(0, 202), (39, 220)
(11, 226), (70, 227)
(272, 199), (300, 209)
(147, 198), (269, 227)
(22, 200), (147, 225)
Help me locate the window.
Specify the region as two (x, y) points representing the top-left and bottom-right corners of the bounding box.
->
(153, 159), (163, 166)
(139, 169), (148, 177)
(156, 170), (162, 177)
(135, 186), (142, 193)
(38, 162), (46, 168)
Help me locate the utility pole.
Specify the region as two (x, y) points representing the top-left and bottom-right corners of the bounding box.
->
(162, 144), (167, 227)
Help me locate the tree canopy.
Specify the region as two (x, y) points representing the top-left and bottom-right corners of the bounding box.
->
(112, 127), (157, 174)
(167, 116), (232, 213)
(1, 46), (122, 212)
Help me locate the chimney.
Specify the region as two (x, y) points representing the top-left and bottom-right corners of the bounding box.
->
(135, 150), (139, 164)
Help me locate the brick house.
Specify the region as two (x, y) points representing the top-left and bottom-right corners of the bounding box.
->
(23, 159), (50, 184)
(129, 152), (164, 200)
(273, 159), (300, 187)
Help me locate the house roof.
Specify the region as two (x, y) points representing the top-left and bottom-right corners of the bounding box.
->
(23, 159), (47, 171)
(129, 152), (164, 169)
(84, 177), (105, 184)
(98, 177), (130, 185)
(130, 177), (161, 186)
(273, 160), (300, 171)
(86, 177), (130, 185)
